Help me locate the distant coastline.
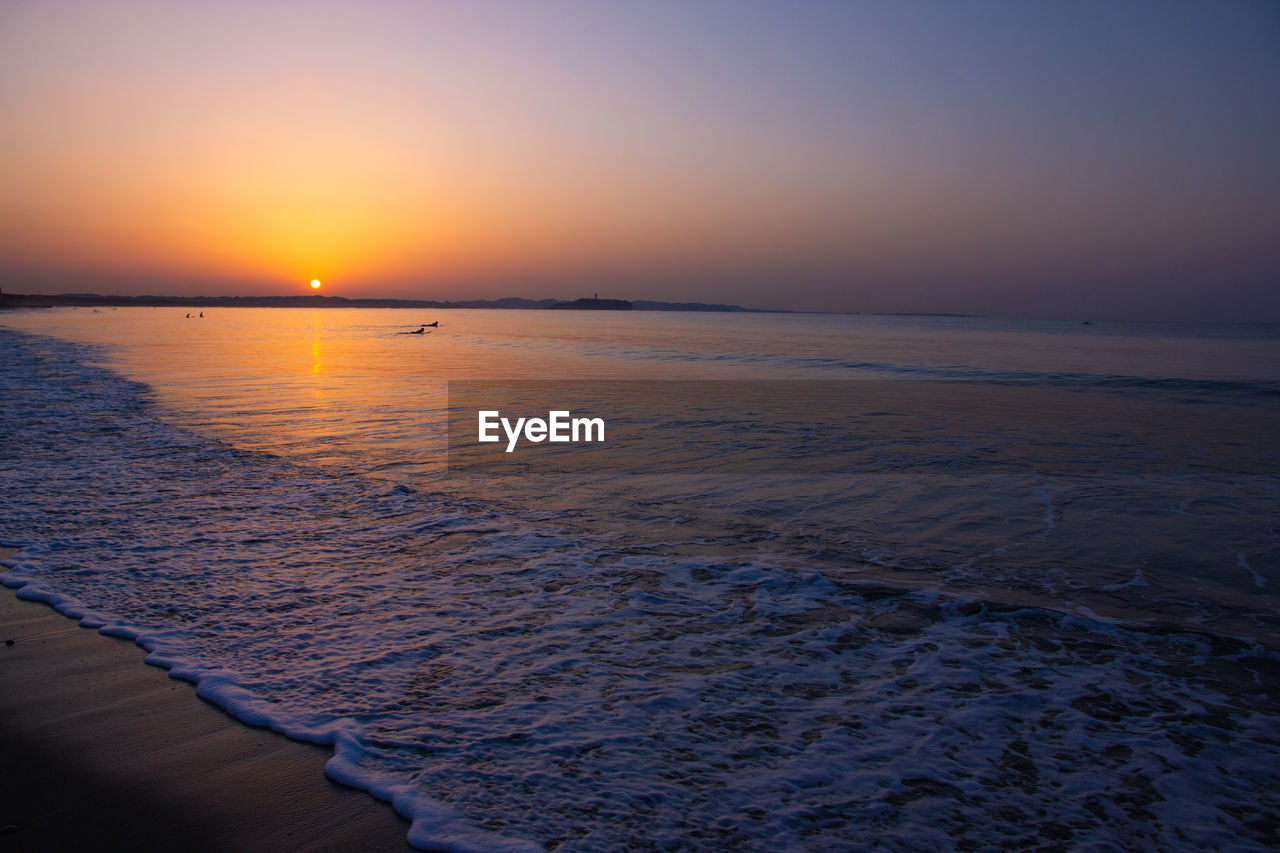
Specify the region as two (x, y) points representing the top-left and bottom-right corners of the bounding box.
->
(0, 292), (767, 313)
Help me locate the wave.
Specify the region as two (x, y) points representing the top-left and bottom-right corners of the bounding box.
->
(3, 327), (1280, 851)
(463, 329), (1280, 407)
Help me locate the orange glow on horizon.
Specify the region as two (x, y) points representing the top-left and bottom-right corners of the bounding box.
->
(2, 2), (1276, 318)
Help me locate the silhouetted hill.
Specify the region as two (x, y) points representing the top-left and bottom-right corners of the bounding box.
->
(631, 300), (767, 312)
(0, 292), (771, 313)
(546, 298), (632, 310)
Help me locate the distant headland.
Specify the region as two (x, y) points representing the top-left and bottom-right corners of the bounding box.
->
(547, 297), (632, 310)
(0, 292), (765, 313)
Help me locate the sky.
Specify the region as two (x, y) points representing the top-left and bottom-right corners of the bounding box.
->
(1, 0), (1277, 319)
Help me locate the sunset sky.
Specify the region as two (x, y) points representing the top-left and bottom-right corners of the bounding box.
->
(2, 1), (1277, 319)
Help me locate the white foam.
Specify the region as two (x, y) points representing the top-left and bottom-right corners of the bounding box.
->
(1238, 551), (1267, 589)
(4, 324), (1280, 851)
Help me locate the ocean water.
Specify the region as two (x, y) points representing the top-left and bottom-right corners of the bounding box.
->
(1, 307), (1278, 851)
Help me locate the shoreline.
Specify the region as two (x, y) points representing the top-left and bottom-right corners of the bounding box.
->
(0, 548), (415, 853)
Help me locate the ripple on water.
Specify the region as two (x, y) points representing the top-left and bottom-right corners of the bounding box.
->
(2, 328), (1279, 852)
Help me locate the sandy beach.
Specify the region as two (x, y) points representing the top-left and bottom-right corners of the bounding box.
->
(0, 549), (414, 853)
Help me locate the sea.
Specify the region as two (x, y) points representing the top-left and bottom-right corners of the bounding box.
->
(1, 307), (1278, 852)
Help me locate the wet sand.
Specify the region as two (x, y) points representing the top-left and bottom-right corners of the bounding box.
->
(0, 549), (416, 853)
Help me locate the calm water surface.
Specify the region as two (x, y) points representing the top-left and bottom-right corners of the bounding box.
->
(2, 307), (1278, 851)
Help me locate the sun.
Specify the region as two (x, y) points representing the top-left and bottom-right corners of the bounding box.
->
(310, 279), (321, 289)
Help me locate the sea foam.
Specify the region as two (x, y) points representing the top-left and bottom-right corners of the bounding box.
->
(3, 324), (1280, 851)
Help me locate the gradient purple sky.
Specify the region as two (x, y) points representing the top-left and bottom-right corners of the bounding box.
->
(2, 0), (1278, 319)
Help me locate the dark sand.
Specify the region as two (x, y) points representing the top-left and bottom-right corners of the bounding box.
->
(0, 549), (416, 853)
